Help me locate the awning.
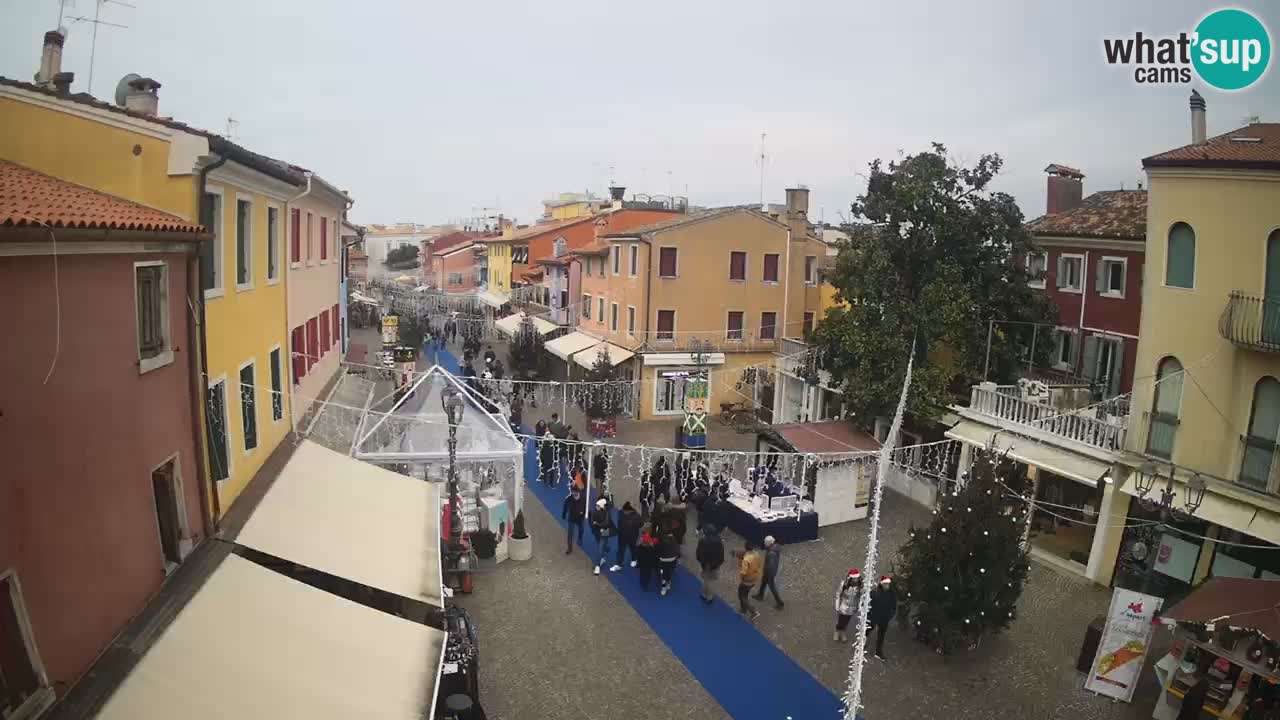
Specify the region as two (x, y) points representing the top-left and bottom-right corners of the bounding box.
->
(641, 352), (726, 366)
(476, 290), (508, 309)
(96, 554), (445, 720)
(1162, 576), (1280, 637)
(573, 341), (636, 370)
(494, 312), (557, 337)
(234, 440), (444, 607)
(946, 419), (1112, 487)
(545, 331), (599, 361)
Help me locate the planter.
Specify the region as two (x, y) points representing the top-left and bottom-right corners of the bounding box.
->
(587, 416), (617, 438)
(509, 535), (533, 561)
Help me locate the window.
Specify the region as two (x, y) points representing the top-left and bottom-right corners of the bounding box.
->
(239, 362), (258, 452)
(235, 199), (252, 288)
(1098, 257), (1126, 297)
(1146, 357), (1184, 459)
(583, 294), (592, 319)
(206, 379), (230, 481)
(804, 256), (817, 285)
(657, 310), (675, 341)
(291, 326), (306, 383)
(269, 347), (283, 421)
(331, 304), (339, 349)
(728, 251), (747, 281)
(655, 368), (707, 415)
(627, 305), (636, 336)
(584, 257), (591, 276)
(727, 311), (744, 340)
(559, 289), (568, 310)
(763, 253), (780, 283)
(320, 309), (330, 353)
(1026, 252), (1048, 288)
(1085, 335), (1125, 396)
(307, 317), (319, 370)
(1240, 378), (1280, 491)
(760, 311), (777, 340)
(135, 262), (170, 371)
(320, 215), (328, 261)
(1056, 253), (1084, 292)
(629, 245), (638, 276)
(658, 247), (678, 278)
(267, 207), (280, 282)
(332, 219), (338, 260)
(200, 191), (222, 295)
(449, 272), (463, 285)
(612, 245), (621, 275)
(1, 571), (47, 716)
(306, 213), (314, 263)
(151, 459), (184, 567)
(1166, 222), (1196, 288)
(803, 312), (814, 336)
(1054, 330), (1077, 370)
(290, 208), (301, 264)
(597, 297), (605, 323)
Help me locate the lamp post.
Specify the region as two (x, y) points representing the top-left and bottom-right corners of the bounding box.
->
(1129, 461), (1208, 596)
(443, 386), (465, 548)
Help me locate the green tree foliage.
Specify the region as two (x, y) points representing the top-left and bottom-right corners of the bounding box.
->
(398, 313), (426, 354)
(895, 449), (1033, 654)
(384, 245), (420, 269)
(579, 347), (623, 420)
(812, 144), (1057, 422)
(508, 317), (546, 379)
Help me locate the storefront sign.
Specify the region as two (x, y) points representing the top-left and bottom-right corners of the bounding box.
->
(1086, 588), (1163, 702)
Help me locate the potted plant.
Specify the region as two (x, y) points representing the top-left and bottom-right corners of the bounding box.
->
(509, 509), (533, 561)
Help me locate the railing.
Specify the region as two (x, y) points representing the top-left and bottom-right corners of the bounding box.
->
(632, 329), (780, 353)
(967, 385), (1128, 452)
(1220, 291), (1280, 352)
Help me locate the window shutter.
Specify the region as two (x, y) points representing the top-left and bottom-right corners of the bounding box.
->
(1109, 339), (1126, 396)
(320, 218), (328, 260)
(332, 304), (339, 347)
(1095, 259), (1107, 294)
(291, 209), (301, 263)
(1081, 335), (1099, 380)
(1055, 255), (1066, 288)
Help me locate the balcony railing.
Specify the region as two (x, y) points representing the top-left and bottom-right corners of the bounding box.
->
(967, 384), (1128, 452)
(1220, 291), (1280, 352)
(632, 329), (779, 353)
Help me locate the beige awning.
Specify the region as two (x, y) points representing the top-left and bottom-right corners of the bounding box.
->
(235, 440), (443, 607)
(96, 554), (445, 720)
(545, 331), (599, 361)
(495, 312), (557, 337)
(476, 290), (508, 308)
(946, 419), (1113, 487)
(573, 341), (635, 370)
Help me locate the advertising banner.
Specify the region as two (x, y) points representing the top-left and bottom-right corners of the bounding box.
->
(381, 315), (399, 346)
(1085, 587), (1163, 702)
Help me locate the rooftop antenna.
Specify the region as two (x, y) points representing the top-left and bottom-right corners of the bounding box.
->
(67, 0), (133, 97)
(1243, 114), (1261, 125)
(757, 132), (768, 209)
(225, 115), (239, 141)
(667, 170), (673, 198)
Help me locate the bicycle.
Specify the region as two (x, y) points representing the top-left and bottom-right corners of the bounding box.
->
(719, 402), (760, 432)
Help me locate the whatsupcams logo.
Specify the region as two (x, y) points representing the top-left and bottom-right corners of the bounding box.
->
(1103, 8), (1271, 90)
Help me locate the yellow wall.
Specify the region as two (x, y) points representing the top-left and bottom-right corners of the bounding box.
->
(549, 201), (595, 221)
(1128, 168), (1280, 482)
(487, 241), (512, 293)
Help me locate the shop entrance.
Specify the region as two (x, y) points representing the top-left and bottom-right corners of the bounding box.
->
(1028, 470), (1101, 568)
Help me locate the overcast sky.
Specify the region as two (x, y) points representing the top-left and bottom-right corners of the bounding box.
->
(4, 1), (1277, 226)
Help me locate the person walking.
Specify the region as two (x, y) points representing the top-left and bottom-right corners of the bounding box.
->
(834, 569), (864, 642)
(589, 498), (617, 574)
(592, 448), (610, 496)
(615, 502), (642, 569)
(867, 575), (898, 661)
(636, 523), (659, 591)
(539, 431), (557, 486)
(657, 532), (680, 597)
(561, 486), (586, 555)
(695, 524), (725, 605)
(754, 535), (785, 610)
(736, 542), (763, 620)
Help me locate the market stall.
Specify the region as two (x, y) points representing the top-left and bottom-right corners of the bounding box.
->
(756, 421), (879, 527)
(718, 491), (820, 545)
(1149, 577), (1280, 719)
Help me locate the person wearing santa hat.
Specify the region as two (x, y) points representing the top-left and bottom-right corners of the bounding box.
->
(834, 569), (864, 642)
(867, 575), (898, 660)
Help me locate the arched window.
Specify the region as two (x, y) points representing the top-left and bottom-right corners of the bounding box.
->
(1147, 357), (1184, 458)
(1240, 377), (1280, 490)
(1166, 222), (1196, 288)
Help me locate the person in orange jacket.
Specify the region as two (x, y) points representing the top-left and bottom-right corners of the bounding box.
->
(736, 541), (763, 620)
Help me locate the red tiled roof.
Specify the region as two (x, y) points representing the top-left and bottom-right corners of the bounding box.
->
(767, 420), (880, 454)
(1144, 123), (1280, 170)
(430, 230), (484, 254)
(0, 160), (204, 235)
(1025, 190), (1147, 242)
(570, 240), (610, 256)
(536, 256), (571, 266)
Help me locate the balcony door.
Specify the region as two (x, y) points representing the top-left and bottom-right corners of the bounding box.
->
(1265, 230), (1280, 344)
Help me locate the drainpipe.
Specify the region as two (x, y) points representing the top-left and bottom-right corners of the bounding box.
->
(194, 154), (227, 529)
(782, 228), (792, 339)
(286, 174), (316, 431)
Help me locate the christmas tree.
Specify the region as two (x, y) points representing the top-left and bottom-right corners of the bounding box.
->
(894, 447), (1032, 654)
(508, 317), (546, 380)
(579, 347), (623, 420)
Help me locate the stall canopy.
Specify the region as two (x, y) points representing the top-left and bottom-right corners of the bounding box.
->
(946, 419), (1113, 486)
(476, 289), (508, 309)
(546, 331), (599, 361)
(495, 312), (557, 337)
(767, 420), (881, 454)
(1163, 577), (1280, 638)
(573, 341), (635, 370)
(235, 439), (445, 607)
(96, 554), (445, 720)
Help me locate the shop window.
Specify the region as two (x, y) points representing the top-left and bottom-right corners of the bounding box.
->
(1240, 377), (1280, 491)
(1146, 356), (1183, 459)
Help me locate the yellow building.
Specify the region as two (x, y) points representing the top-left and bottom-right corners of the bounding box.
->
(0, 63), (305, 518)
(485, 233), (514, 294)
(543, 191), (603, 221)
(1095, 97), (1280, 596)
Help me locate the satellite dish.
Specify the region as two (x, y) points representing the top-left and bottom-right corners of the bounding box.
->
(114, 73), (141, 106)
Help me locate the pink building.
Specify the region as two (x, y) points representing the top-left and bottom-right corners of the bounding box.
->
(435, 240), (482, 291)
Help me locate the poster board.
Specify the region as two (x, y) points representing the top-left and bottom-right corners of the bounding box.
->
(382, 315), (399, 346)
(1085, 587), (1163, 702)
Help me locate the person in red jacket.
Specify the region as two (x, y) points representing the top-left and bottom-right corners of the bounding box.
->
(635, 523), (660, 591)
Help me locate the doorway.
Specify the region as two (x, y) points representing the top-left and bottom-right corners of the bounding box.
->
(0, 572), (45, 717)
(152, 459), (184, 568)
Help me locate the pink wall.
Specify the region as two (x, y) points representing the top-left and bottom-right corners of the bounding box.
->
(438, 247), (479, 291)
(0, 251), (204, 693)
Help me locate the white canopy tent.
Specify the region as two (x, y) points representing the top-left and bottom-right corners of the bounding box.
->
(236, 440), (445, 607)
(475, 289), (509, 309)
(546, 331), (599, 361)
(96, 554), (446, 720)
(494, 312), (557, 337)
(573, 340), (635, 370)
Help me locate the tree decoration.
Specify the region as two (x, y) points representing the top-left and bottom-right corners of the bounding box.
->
(508, 317), (547, 380)
(894, 447), (1032, 655)
(578, 346), (624, 437)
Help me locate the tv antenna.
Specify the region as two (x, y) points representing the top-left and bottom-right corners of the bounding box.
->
(66, 0), (134, 97)
(757, 132), (768, 209)
(225, 115), (239, 141)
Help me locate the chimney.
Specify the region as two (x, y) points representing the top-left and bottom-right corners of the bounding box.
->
(784, 186), (809, 240)
(52, 72), (74, 94)
(124, 77), (161, 116)
(35, 30), (65, 87)
(609, 185), (625, 210)
(1044, 164), (1085, 215)
(1190, 89), (1207, 145)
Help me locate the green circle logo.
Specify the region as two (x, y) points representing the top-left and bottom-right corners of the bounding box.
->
(1192, 9), (1271, 91)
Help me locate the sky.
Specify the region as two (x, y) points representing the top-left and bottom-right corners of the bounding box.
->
(3, 0), (1278, 227)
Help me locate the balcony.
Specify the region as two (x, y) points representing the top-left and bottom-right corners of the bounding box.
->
(1220, 291), (1280, 353)
(964, 383), (1129, 452)
(635, 328), (779, 354)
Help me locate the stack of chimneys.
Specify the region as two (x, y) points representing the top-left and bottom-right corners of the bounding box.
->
(1044, 164), (1085, 215)
(1190, 89), (1207, 146)
(608, 185), (626, 211)
(124, 77), (162, 116)
(34, 30), (74, 93)
(784, 186), (809, 240)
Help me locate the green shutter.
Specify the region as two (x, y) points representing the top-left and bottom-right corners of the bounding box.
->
(1166, 224), (1196, 288)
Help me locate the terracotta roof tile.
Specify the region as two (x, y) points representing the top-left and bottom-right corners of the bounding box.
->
(0, 160), (204, 235)
(1025, 190), (1147, 242)
(599, 205), (785, 238)
(569, 240), (610, 256)
(1143, 123), (1280, 170)
(430, 230), (485, 254)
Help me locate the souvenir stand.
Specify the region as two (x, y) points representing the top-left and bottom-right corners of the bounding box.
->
(756, 420), (879, 528)
(1150, 577), (1280, 719)
(354, 365), (525, 564)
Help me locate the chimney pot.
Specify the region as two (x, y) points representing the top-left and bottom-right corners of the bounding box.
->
(52, 71), (74, 94)
(36, 29), (65, 87)
(1190, 89), (1207, 146)
(609, 185), (625, 210)
(1044, 164), (1085, 215)
(124, 77), (161, 116)
(784, 186), (810, 239)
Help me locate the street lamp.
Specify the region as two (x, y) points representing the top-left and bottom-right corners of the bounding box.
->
(1129, 461), (1205, 595)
